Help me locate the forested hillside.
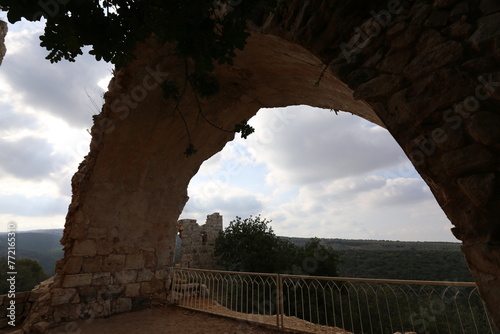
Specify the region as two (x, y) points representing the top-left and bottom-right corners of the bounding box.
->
(0, 229), (63, 275)
(0, 230), (472, 282)
(286, 237), (472, 282)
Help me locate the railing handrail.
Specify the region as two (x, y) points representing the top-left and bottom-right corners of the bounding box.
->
(280, 274), (477, 287)
(173, 267), (279, 278)
(172, 267), (495, 334)
(175, 267), (477, 287)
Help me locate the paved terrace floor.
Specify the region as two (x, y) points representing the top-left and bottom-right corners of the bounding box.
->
(6, 305), (349, 334)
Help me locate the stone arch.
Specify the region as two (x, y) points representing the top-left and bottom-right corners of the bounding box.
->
(18, 0), (500, 331)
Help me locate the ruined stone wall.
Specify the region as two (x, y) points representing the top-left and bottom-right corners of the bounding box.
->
(0, 20), (7, 66)
(177, 213), (223, 269)
(0, 291), (31, 329)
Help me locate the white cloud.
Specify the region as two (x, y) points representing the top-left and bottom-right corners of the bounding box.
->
(182, 106), (455, 242)
(0, 193), (67, 217)
(0, 24), (455, 242)
(246, 106), (408, 186)
(1, 24), (111, 128)
(182, 183), (265, 226)
(265, 176), (453, 241)
(0, 22), (103, 231)
(359, 177), (432, 208)
(0, 214), (66, 231)
(0, 135), (61, 179)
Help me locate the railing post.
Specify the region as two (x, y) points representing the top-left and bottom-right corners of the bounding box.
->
(276, 274), (282, 329)
(279, 274), (284, 330)
(170, 266), (176, 301)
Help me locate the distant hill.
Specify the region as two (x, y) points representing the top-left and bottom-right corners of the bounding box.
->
(284, 237), (462, 251)
(0, 230), (471, 282)
(0, 229), (63, 275)
(283, 237), (472, 282)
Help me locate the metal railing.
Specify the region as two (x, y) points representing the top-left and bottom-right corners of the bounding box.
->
(172, 268), (499, 334)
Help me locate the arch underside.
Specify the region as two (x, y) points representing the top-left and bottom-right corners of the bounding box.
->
(19, 0), (500, 331)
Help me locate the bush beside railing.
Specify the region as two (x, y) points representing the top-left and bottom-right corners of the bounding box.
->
(172, 268), (499, 334)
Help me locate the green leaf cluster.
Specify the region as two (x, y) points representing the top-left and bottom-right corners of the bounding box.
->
(0, 0), (276, 156)
(0, 0), (276, 70)
(214, 215), (339, 276)
(0, 257), (48, 294)
(233, 119), (254, 139)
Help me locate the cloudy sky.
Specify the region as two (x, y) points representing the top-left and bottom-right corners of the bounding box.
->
(0, 20), (457, 242)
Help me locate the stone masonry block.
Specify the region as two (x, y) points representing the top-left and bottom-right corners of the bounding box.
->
(137, 269), (154, 282)
(466, 111), (500, 147)
(72, 240), (97, 257)
(53, 304), (82, 323)
(353, 74), (404, 100)
(97, 284), (125, 301)
(441, 144), (494, 176)
(63, 257), (83, 274)
(155, 269), (169, 280)
(150, 277), (164, 293)
(77, 286), (98, 302)
(102, 254), (126, 271)
(479, 0), (500, 15)
(469, 13), (500, 50)
(125, 253), (145, 269)
(88, 226), (108, 239)
(51, 288), (78, 306)
(15, 291), (29, 302)
(62, 274), (93, 288)
(32, 321), (51, 333)
(88, 300), (111, 318)
(140, 282), (152, 295)
(98, 285), (124, 300)
(92, 272), (111, 286)
(82, 257), (103, 273)
(112, 298), (132, 314)
(403, 40), (463, 79)
(125, 284), (141, 297)
(143, 251), (157, 268)
(96, 242), (113, 256)
(114, 270), (137, 284)
(458, 173), (495, 206)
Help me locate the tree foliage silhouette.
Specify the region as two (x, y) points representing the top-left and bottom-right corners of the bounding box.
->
(0, 0), (272, 153)
(0, 257), (48, 294)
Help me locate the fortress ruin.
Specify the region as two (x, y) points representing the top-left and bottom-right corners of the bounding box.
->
(177, 213), (223, 270)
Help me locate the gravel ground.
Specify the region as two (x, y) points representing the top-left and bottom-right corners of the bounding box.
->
(46, 305), (297, 334)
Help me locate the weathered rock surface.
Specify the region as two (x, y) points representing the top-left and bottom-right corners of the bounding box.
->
(0, 21), (6, 67)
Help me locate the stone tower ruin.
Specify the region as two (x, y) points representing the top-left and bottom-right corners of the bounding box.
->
(177, 213), (223, 270)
